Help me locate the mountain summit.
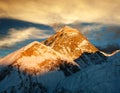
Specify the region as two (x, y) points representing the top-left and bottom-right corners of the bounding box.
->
(43, 26), (98, 59)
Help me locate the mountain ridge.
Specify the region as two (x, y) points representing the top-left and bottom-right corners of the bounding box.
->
(0, 26), (119, 93)
(0, 40), (79, 75)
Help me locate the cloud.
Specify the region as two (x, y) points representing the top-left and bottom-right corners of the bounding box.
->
(0, 0), (120, 24)
(80, 25), (102, 35)
(0, 27), (51, 47)
(79, 24), (120, 45)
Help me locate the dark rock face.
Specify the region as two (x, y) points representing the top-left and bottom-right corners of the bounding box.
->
(74, 51), (107, 68)
(0, 66), (12, 82)
(59, 61), (80, 76)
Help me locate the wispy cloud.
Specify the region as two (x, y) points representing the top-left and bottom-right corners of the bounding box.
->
(0, 27), (51, 47)
(74, 23), (120, 46)
(0, 0), (120, 24)
(81, 25), (103, 35)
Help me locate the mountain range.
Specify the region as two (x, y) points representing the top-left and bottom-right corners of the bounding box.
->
(0, 26), (120, 93)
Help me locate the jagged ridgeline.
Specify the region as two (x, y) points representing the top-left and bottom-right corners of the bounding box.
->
(0, 26), (119, 93)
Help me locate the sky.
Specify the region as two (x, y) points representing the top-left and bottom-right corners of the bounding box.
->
(0, 0), (120, 57)
(0, 0), (120, 24)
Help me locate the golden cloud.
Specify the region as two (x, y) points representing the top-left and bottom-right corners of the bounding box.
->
(0, 0), (120, 24)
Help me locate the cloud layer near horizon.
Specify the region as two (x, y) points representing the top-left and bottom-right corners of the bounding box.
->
(0, 27), (51, 47)
(0, 0), (120, 24)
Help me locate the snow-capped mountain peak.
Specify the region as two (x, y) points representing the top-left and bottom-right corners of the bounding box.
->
(0, 26), (119, 93)
(0, 26), (101, 74)
(43, 26), (98, 59)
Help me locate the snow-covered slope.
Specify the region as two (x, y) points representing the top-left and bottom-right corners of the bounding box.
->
(0, 26), (119, 93)
(0, 41), (79, 75)
(0, 41), (79, 93)
(55, 52), (120, 93)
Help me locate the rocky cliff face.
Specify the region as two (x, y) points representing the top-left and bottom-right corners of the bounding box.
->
(0, 26), (119, 93)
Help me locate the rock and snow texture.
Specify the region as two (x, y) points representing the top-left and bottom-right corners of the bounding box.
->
(43, 26), (98, 59)
(0, 26), (119, 93)
(0, 41), (79, 75)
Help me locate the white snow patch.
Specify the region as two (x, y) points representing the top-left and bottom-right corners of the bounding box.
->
(76, 40), (88, 50)
(101, 50), (120, 57)
(79, 40), (88, 47)
(67, 32), (78, 36)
